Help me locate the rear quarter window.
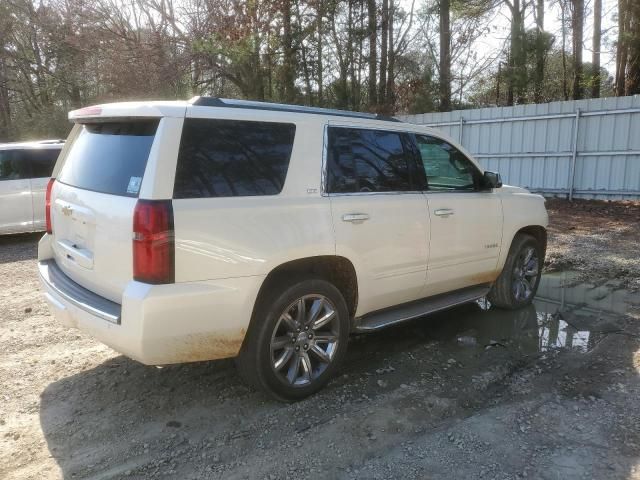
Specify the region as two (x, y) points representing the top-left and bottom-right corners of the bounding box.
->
(28, 148), (61, 178)
(57, 120), (158, 197)
(173, 119), (296, 198)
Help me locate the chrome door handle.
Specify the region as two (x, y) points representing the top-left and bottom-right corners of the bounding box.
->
(434, 208), (455, 217)
(342, 213), (370, 223)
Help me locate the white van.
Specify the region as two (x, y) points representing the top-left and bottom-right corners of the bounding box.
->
(0, 140), (63, 234)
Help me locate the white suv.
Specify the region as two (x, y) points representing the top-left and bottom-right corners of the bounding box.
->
(38, 98), (548, 400)
(0, 140), (63, 234)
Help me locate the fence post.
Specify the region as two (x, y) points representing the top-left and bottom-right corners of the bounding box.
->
(458, 116), (464, 143)
(568, 108), (581, 201)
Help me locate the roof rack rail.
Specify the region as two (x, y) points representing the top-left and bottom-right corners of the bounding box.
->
(190, 97), (401, 122)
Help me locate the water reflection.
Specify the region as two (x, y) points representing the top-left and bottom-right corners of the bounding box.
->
(533, 271), (631, 352)
(537, 317), (602, 352)
(424, 271), (633, 354)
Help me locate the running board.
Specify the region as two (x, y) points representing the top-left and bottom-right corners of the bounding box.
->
(354, 284), (491, 332)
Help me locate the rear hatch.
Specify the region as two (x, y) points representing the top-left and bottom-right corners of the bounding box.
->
(51, 120), (159, 303)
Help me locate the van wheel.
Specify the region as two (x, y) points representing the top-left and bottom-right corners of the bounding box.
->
(488, 233), (542, 310)
(236, 278), (350, 402)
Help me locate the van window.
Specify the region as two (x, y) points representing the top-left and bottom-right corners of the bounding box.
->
(174, 119), (295, 198)
(0, 150), (29, 180)
(326, 127), (415, 193)
(57, 121), (158, 197)
(28, 149), (60, 178)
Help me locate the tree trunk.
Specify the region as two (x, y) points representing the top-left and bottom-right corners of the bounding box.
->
(506, 0), (524, 105)
(316, 1), (324, 104)
(616, 0), (624, 95)
(300, 37), (312, 104)
(496, 62), (502, 105)
(515, 0), (527, 104)
(571, 0), (584, 100)
(626, 0), (640, 94)
(331, 7), (349, 109)
(615, 0), (628, 95)
(507, 54), (514, 106)
(295, 1), (311, 104)
(378, 0), (388, 112)
(561, 1), (569, 100)
(591, 0), (601, 97)
(508, 0), (518, 106)
(386, 0), (395, 113)
(367, 0), (377, 109)
(534, 0), (545, 103)
(0, 57), (11, 141)
(347, 0), (356, 110)
(439, 0), (451, 111)
(282, 0), (295, 103)
(252, 6), (265, 101)
(267, 29), (274, 100)
(357, 1), (365, 110)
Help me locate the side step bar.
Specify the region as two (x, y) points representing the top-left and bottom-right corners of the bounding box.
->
(354, 284), (491, 332)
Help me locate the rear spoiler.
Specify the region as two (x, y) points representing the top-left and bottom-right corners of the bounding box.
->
(69, 106), (103, 120)
(69, 102), (187, 121)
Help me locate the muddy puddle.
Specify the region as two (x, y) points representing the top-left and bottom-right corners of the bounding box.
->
(393, 271), (637, 356)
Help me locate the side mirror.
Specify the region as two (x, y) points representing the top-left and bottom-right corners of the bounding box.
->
(482, 171), (502, 189)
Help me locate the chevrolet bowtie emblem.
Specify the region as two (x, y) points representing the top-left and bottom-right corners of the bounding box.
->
(61, 205), (73, 216)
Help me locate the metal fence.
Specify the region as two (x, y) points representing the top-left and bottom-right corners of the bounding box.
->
(399, 95), (640, 200)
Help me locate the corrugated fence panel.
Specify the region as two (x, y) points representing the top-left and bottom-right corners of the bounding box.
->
(399, 95), (640, 200)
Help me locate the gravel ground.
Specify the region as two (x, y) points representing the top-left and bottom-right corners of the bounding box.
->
(1, 199), (640, 480)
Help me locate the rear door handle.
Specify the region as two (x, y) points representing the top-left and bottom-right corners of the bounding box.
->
(342, 213), (370, 223)
(434, 208), (455, 217)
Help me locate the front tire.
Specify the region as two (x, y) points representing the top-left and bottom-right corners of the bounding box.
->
(236, 277), (350, 402)
(488, 233), (543, 310)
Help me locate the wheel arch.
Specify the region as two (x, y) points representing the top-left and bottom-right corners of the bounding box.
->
(515, 225), (547, 257)
(489, 226), (546, 309)
(246, 255), (359, 332)
(236, 255), (355, 399)
(496, 224), (547, 274)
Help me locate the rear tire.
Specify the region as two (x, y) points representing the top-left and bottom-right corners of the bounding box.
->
(488, 233), (543, 310)
(236, 277), (350, 402)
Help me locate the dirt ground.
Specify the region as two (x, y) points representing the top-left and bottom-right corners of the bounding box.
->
(545, 198), (640, 291)
(1, 199), (639, 480)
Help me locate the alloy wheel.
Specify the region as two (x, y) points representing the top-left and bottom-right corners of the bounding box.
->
(270, 294), (340, 386)
(512, 246), (540, 301)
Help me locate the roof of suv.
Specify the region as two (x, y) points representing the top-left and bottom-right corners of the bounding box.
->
(68, 97), (404, 125)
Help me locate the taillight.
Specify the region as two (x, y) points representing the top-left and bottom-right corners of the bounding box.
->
(132, 200), (175, 284)
(45, 178), (55, 234)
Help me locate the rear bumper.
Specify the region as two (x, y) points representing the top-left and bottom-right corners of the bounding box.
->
(39, 260), (121, 323)
(38, 257), (264, 365)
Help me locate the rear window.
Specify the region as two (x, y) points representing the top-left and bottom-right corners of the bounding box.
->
(58, 121), (158, 197)
(173, 118), (295, 198)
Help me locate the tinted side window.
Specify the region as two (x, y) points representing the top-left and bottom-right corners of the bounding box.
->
(174, 119), (296, 198)
(0, 150), (30, 181)
(415, 135), (480, 191)
(28, 149), (60, 178)
(327, 127), (415, 193)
